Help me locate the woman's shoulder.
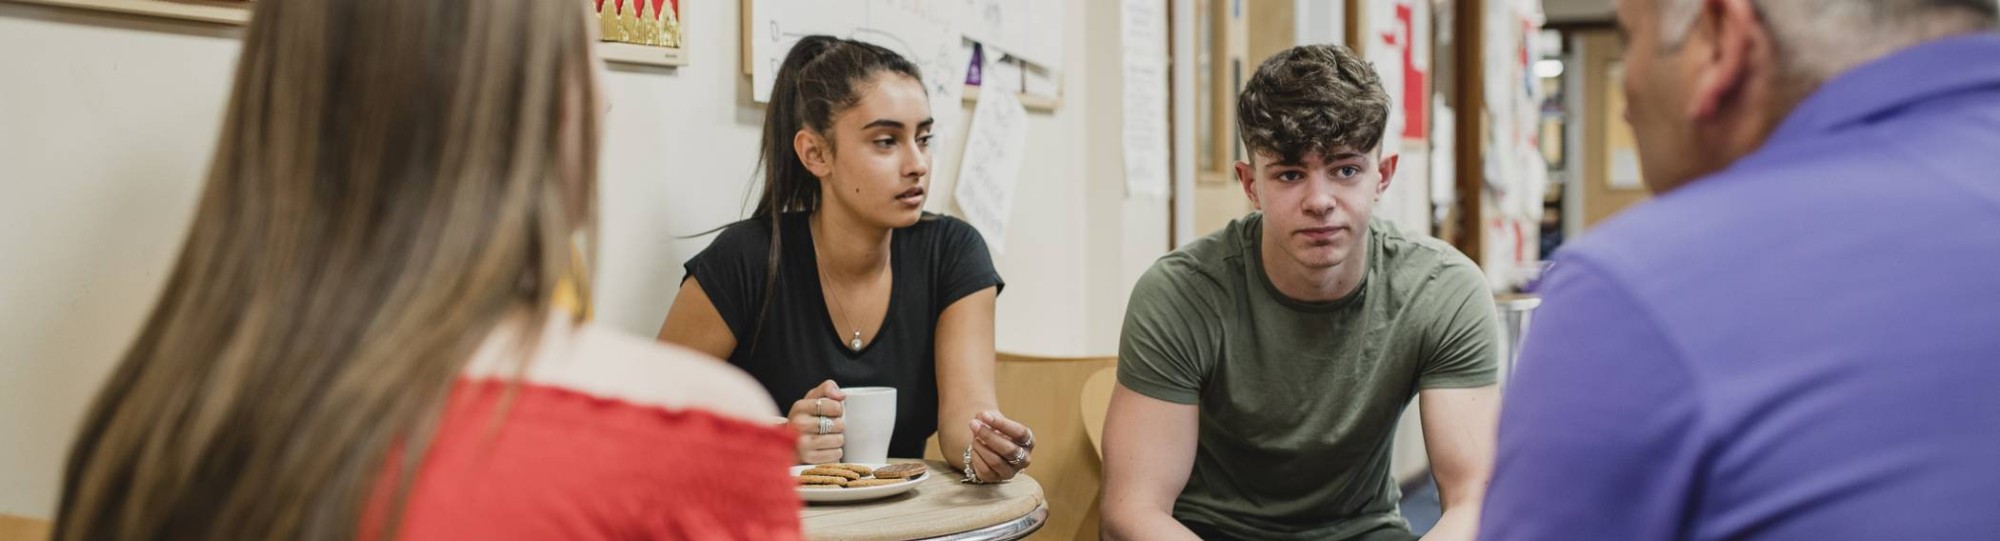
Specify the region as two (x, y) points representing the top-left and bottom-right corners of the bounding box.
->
(581, 325), (778, 416)
(904, 212), (988, 250)
(685, 216), (791, 297)
(414, 326), (801, 540)
(467, 318), (780, 424)
(909, 211), (974, 234)
(565, 324), (779, 422)
(696, 216), (779, 261)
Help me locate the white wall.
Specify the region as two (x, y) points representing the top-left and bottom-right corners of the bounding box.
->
(1297, 0), (1345, 45)
(0, 0), (1159, 517)
(0, 3), (241, 519)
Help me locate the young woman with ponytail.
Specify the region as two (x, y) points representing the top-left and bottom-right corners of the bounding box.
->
(658, 35), (1035, 483)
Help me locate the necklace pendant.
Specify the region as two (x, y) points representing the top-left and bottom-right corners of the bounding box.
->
(850, 331), (864, 351)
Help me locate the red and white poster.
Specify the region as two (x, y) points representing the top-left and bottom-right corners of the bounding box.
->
(1365, 0), (1433, 236)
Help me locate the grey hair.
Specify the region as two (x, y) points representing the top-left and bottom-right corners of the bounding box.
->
(1659, 0), (1999, 84)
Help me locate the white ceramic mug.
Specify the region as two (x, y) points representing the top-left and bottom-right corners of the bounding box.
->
(839, 387), (898, 464)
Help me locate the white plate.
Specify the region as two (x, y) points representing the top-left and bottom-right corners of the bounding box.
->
(791, 463), (929, 504)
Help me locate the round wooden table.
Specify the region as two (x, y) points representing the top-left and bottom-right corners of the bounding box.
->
(800, 460), (1047, 541)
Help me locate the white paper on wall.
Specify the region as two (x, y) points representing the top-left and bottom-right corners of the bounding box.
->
(1120, 0), (1171, 198)
(953, 86), (1029, 252)
(751, 0), (966, 116)
(958, 0), (1065, 68)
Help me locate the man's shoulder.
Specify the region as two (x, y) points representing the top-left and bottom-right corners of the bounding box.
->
(1368, 219), (1487, 297)
(1544, 156), (1876, 347)
(1138, 216), (1257, 303)
(1174, 214), (1259, 267)
(1559, 158), (1827, 293)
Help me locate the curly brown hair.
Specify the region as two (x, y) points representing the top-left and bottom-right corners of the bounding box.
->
(1236, 43), (1391, 164)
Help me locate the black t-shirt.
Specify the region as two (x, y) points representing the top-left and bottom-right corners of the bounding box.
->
(683, 211), (1004, 458)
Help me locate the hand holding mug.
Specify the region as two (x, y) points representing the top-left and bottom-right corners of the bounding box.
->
(787, 380), (846, 464)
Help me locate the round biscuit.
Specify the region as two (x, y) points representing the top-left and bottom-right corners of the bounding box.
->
(871, 463), (928, 479)
(802, 467), (861, 480)
(845, 478), (908, 488)
(797, 475), (849, 487)
(830, 463), (875, 476)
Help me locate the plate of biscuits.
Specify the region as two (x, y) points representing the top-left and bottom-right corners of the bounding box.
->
(791, 462), (930, 503)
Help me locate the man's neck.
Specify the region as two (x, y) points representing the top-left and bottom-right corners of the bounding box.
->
(810, 206), (892, 279)
(1260, 227), (1368, 304)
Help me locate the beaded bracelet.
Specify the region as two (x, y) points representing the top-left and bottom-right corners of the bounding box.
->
(960, 444), (984, 484)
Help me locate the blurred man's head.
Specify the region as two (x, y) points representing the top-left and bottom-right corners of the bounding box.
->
(1234, 44), (1396, 278)
(1617, 0), (1997, 194)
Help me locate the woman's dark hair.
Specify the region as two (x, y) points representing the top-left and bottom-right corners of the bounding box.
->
(745, 35), (922, 345)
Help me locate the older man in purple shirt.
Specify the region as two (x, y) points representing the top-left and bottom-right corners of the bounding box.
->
(1479, 1), (2000, 540)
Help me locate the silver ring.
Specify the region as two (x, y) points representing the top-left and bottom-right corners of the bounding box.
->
(1007, 449), (1028, 466)
(814, 398), (824, 416)
(1019, 432), (1035, 450)
(817, 416), (832, 435)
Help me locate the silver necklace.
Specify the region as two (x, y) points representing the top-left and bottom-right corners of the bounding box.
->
(814, 238), (867, 351)
(824, 278), (865, 350)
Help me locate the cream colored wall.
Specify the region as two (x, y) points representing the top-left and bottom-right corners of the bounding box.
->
(1193, 180), (1251, 236)
(1080, 0), (1174, 355)
(0, 3), (240, 519)
(0, 0), (1160, 517)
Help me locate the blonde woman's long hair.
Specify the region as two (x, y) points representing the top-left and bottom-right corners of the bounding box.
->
(53, 0), (600, 538)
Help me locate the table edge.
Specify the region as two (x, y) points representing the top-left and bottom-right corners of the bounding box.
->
(925, 503), (1048, 541)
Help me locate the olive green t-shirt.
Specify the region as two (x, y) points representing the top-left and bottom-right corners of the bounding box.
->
(1118, 213), (1501, 540)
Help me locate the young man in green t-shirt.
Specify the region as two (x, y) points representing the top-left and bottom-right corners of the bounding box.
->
(1101, 44), (1502, 541)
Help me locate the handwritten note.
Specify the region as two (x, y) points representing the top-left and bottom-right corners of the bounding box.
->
(953, 86), (1029, 253)
(1120, 0), (1169, 198)
(959, 0), (1064, 68)
(751, 0), (964, 109)
(985, 52), (1024, 96)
